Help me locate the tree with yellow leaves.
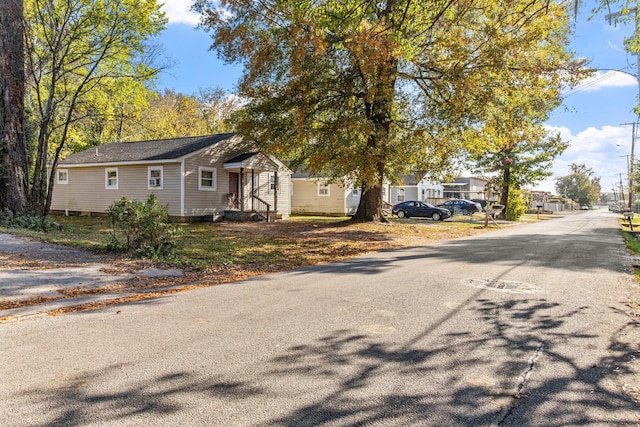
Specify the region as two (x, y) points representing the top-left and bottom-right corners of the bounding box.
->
(195, 0), (587, 221)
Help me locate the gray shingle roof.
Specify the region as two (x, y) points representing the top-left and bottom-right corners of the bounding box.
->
(59, 133), (236, 165)
(224, 152), (260, 164)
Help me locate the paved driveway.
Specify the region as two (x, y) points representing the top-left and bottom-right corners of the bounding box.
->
(0, 233), (184, 321)
(1, 209), (639, 426)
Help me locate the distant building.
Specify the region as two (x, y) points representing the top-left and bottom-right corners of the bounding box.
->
(389, 174), (444, 205)
(442, 177), (488, 200)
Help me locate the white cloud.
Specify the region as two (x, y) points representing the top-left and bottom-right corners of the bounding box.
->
(572, 70), (637, 92)
(534, 125), (632, 193)
(161, 0), (200, 26)
(607, 40), (625, 53)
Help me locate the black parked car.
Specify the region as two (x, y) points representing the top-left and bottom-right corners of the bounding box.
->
(392, 201), (451, 221)
(436, 199), (482, 216)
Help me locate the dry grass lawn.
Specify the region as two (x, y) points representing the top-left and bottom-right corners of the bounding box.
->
(0, 214), (515, 317)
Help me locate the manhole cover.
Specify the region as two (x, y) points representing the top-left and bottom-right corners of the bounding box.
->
(461, 278), (543, 294)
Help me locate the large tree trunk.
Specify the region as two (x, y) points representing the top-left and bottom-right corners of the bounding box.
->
(0, 0), (29, 214)
(352, 158), (388, 222)
(352, 184), (387, 222)
(499, 166), (511, 219)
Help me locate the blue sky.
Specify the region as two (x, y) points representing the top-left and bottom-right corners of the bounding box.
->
(156, 0), (639, 195)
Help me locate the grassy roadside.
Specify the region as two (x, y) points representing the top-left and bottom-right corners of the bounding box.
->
(3, 214), (514, 272)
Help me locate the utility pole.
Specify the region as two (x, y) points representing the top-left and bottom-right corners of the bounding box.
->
(620, 123), (637, 208)
(607, 8), (639, 210)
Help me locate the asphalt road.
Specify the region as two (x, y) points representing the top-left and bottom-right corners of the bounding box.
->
(1, 209), (639, 426)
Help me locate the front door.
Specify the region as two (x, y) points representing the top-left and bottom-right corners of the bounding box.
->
(228, 172), (240, 209)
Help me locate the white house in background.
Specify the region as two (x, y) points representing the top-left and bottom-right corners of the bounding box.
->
(291, 171), (391, 215)
(49, 133), (292, 221)
(389, 174), (444, 205)
(442, 177), (488, 200)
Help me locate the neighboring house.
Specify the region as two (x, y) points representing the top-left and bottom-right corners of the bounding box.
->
(442, 177), (488, 200)
(389, 174), (444, 205)
(50, 133), (292, 221)
(291, 171), (391, 215)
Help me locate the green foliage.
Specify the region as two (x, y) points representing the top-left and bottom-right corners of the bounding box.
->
(506, 188), (527, 221)
(0, 208), (54, 232)
(622, 229), (640, 255)
(106, 195), (180, 259)
(555, 163), (601, 205)
(24, 0), (167, 215)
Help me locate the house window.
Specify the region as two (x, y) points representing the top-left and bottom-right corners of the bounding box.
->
(57, 169), (68, 185)
(105, 168), (118, 189)
(148, 166), (163, 189)
(381, 186), (387, 198)
(269, 174), (279, 193)
(198, 167), (217, 191)
(318, 182), (330, 196)
(352, 187), (360, 196)
(397, 188), (405, 202)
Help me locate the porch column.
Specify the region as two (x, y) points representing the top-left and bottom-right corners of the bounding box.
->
(240, 167), (244, 212)
(274, 170), (278, 219)
(251, 169), (255, 211)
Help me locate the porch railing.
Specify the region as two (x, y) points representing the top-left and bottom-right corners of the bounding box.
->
(252, 195), (272, 222)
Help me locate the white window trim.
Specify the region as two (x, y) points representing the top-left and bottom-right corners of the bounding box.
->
(397, 188), (405, 202)
(148, 166), (163, 190)
(268, 173), (279, 194)
(318, 181), (330, 197)
(198, 166), (217, 191)
(57, 169), (68, 185)
(105, 167), (119, 190)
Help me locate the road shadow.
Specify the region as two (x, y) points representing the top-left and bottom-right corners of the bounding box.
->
(260, 225), (630, 279)
(12, 299), (638, 425)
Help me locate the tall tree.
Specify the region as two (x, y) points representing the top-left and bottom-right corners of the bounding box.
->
(197, 86), (243, 134)
(24, 0), (167, 216)
(0, 0), (29, 214)
(195, 0), (586, 222)
(556, 163), (601, 205)
(464, 70), (577, 215)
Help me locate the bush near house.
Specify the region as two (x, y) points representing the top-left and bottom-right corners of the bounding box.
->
(506, 188), (527, 221)
(106, 195), (180, 258)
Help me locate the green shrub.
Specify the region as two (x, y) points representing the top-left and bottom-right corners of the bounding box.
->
(106, 195), (180, 258)
(506, 188), (527, 221)
(0, 208), (54, 232)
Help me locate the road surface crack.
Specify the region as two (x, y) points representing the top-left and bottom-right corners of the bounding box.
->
(491, 343), (545, 426)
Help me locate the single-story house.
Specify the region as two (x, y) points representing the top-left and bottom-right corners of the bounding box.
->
(389, 174), (444, 205)
(291, 171), (391, 216)
(50, 133), (292, 221)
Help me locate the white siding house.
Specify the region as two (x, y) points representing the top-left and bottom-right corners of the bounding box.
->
(291, 172), (391, 215)
(50, 134), (292, 221)
(390, 175), (444, 205)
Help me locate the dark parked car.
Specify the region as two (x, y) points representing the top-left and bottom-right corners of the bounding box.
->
(471, 199), (488, 211)
(392, 201), (451, 221)
(436, 199), (482, 216)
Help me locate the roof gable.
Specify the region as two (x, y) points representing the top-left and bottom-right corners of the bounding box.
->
(59, 133), (237, 166)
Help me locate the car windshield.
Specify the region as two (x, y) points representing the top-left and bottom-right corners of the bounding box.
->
(423, 202), (435, 208)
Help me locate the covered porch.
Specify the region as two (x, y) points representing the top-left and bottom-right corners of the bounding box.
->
(223, 152), (280, 222)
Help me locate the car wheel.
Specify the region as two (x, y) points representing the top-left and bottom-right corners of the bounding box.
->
(397, 210), (406, 219)
(432, 212), (441, 221)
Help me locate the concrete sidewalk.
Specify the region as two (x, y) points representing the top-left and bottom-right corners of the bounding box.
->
(0, 233), (184, 322)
